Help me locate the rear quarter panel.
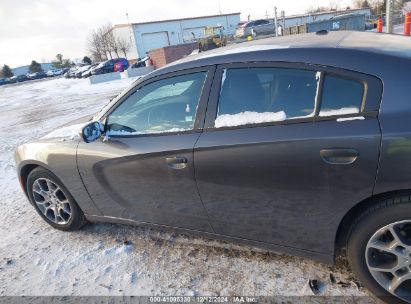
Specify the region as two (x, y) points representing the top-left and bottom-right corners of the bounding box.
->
(373, 57), (411, 195)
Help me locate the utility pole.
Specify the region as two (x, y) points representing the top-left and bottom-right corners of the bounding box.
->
(274, 6), (278, 37)
(386, 0), (393, 33)
(126, 12), (134, 45)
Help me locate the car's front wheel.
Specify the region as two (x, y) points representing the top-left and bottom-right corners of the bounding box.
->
(347, 195), (411, 303)
(26, 167), (87, 231)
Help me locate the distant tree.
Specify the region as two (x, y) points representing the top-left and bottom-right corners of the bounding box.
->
(329, 0), (339, 10)
(1, 65), (13, 78)
(28, 60), (43, 73)
(353, 0), (370, 8)
(87, 23), (118, 61)
(98, 24), (114, 59)
(56, 54), (63, 63)
(116, 37), (131, 59)
(82, 56), (92, 65)
(52, 54), (73, 69)
(62, 59), (74, 68)
(361, 0), (371, 8)
(52, 53), (63, 68)
(87, 30), (106, 62)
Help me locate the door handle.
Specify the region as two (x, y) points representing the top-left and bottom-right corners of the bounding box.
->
(166, 157), (188, 170)
(320, 149), (359, 165)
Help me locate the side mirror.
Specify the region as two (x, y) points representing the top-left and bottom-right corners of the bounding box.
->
(81, 121), (103, 143)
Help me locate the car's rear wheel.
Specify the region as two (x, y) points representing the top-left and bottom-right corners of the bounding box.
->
(347, 196), (411, 303)
(26, 167), (87, 231)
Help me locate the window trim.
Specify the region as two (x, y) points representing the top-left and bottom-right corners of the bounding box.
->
(101, 65), (216, 138)
(203, 62), (382, 131)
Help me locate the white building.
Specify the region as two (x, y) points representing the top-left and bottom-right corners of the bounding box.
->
(112, 13), (241, 61)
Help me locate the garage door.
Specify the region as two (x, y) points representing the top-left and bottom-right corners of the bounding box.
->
(142, 32), (170, 54)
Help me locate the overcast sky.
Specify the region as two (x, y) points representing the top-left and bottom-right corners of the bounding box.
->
(0, 0), (352, 68)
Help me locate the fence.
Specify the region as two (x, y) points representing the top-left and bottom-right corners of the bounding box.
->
(283, 25), (307, 36)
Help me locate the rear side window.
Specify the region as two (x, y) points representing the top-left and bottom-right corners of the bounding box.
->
(215, 68), (319, 128)
(319, 75), (364, 117)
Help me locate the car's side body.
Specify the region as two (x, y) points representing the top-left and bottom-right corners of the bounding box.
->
(15, 31), (411, 265)
(235, 19), (275, 38)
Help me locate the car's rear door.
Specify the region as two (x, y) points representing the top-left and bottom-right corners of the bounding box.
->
(77, 66), (215, 232)
(194, 63), (382, 254)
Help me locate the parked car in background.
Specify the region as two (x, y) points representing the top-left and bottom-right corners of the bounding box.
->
(65, 67), (79, 78)
(81, 63), (99, 78)
(113, 58), (129, 72)
(131, 57), (150, 69)
(74, 65), (91, 78)
(7, 76), (17, 83)
(92, 58), (129, 75)
(0, 78), (7, 86)
(16, 75), (29, 82)
(46, 69), (64, 77)
(14, 31), (411, 304)
(27, 71), (46, 80)
(235, 19), (275, 38)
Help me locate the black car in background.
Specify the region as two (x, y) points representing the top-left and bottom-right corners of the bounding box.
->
(16, 75), (29, 82)
(14, 31), (411, 303)
(0, 78), (8, 86)
(27, 71), (47, 80)
(91, 58), (129, 75)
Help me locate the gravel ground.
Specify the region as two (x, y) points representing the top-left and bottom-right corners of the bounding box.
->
(0, 77), (373, 300)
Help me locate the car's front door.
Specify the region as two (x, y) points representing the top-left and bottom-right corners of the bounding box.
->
(77, 67), (215, 232)
(194, 63), (383, 254)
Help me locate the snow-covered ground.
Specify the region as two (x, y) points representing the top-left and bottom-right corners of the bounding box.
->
(0, 77), (371, 298)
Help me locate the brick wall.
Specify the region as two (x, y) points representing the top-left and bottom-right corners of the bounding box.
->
(149, 42), (198, 69)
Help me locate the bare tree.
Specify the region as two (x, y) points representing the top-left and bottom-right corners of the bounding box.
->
(116, 37), (131, 59)
(87, 30), (106, 62)
(106, 29), (120, 58)
(87, 23), (127, 62)
(97, 24), (113, 59)
(329, 0), (339, 10)
(306, 6), (330, 13)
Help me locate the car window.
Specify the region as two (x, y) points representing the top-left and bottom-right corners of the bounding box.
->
(107, 72), (207, 135)
(215, 68), (319, 128)
(246, 22), (254, 28)
(255, 20), (269, 26)
(319, 75), (364, 117)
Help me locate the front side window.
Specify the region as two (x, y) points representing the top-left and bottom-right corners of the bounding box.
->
(108, 72), (207, 135)
(215, 68), (319, 128)
(319, 75), (364, 117)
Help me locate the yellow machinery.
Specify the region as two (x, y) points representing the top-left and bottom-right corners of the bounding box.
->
(198, 26), (227, 52)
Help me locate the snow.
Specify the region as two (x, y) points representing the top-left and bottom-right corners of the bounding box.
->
(337, 116), (365, 122)
(0, 77), (369, 298)
(319, 107), (359, 117)
(41, 123), (86, 141)
(215, 111), (287, 128)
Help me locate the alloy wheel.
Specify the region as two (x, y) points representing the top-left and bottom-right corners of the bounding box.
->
(366, 220), (411, 301)
(32, 178), (72, 225)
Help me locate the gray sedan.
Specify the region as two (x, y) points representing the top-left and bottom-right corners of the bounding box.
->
(15, 31), (411, 303)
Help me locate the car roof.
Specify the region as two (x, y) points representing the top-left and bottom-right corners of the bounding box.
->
(152, 31), (411, 78)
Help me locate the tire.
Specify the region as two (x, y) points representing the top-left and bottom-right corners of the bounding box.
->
(347, 195), (411, 304)
(26, 167), (87, 231)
